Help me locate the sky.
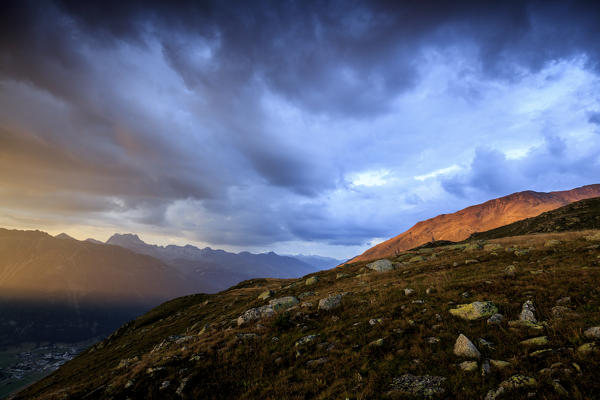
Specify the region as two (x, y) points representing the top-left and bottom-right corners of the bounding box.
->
(1, 0), (600, 259)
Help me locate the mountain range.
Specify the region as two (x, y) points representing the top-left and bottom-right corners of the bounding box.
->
(105, 234), (325, 293)
(351, 184), (600, 263)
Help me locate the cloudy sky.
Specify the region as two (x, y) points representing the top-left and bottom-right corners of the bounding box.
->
(1, 0), (600, 258)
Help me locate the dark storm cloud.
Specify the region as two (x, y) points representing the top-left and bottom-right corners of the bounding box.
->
(1, 0), (600, 252)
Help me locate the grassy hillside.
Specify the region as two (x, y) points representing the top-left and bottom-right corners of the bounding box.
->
(13, 230), (600, 399)
(468, 197), (600, 241)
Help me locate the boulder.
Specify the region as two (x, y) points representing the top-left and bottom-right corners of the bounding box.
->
(449, 301), (498, 321)
(453, 334), (481, 359)
(269, 296), (300, 311)
(305, 276), (319, 285)
(237, 305), (275, 326)
(257, 290), (274, 301)
(366, 259), (395, 272)
(519, 300), (537, 323)
(318, 293), (343, 311)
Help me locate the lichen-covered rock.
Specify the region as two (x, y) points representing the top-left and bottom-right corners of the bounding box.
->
(237, 305), (275, 326)
(318, 293), (343, 311)
(584, 326), (600, 339)
(269, 296), (300, 311)
(490, 360), (511, 370)
(577, 342), (598, 355)
(409, 255), (428, 263)
(389, 374), (446, 397)
(305, 276), (319, 285)
(520, 336), (549, 347)
(366, 259), (395, 272)
(485, 375), (537, 400)
(508, 319), (545, 333)
(257, 290), (274, 300)
(519, 300), (537, 323)
(453, 334), (481, 359)
(449, 301), (498, 320)
(459, 361), (478, 372)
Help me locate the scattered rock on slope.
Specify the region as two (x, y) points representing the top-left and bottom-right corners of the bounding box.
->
(454, 334), (481, 359)
(449, 301), (498, 320)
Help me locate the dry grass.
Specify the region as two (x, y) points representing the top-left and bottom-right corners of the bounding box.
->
(14, 230), (600, 400)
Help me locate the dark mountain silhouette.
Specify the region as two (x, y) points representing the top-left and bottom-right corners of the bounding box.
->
(106, 234), (319, 293)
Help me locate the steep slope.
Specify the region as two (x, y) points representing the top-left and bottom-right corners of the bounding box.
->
(352, 184), (600, 263)
(0, 229), (196, 345)
(467, 196), (600, 241)
(14, 230), (600, 399)
(106, 234), (319, 293)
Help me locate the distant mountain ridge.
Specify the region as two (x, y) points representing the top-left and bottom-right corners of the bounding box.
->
(0, 228), (196, 345)
(106, 233), (319, 293)
(351, 184), (600, 262)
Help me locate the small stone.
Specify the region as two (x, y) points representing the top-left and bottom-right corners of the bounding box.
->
(295, 334), (317, 347)
(478, 338), (495, 350)
(520, 300), (537, 323)
(366, 259), (395, 272)
(481, 359), (491, 376)
(124, 380), (134, 389)
(544, 239), (561, 247)
(369, 338), (385, 347)
(584, 326), (600, 339)
(409, 255), (428, 263)
(490, 360), (511, 370)
(551, 306), (575, 319)
(306, 357), (328, 367)
(487, 313), (504, 326)
(336, 272), (349, 279)
(426, 337), (440, 344)
(514, 249), (530, 256)
(369, 318), (383, 325)
(454, 334), (481, 359)
(520, 336), (549, 347)
(459, 361), (478, 372)
(160, 381), (170, 390)
(508, 319), (545, 332)
(485, 375), (537, 400)
(464, 259), (479, 265)
(504, 265), (517, 277)
(404, 288), (416, 296)
(555, 297), (571, 305)
(426, 287), (436, 295)
(461, 291), (470, 298)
